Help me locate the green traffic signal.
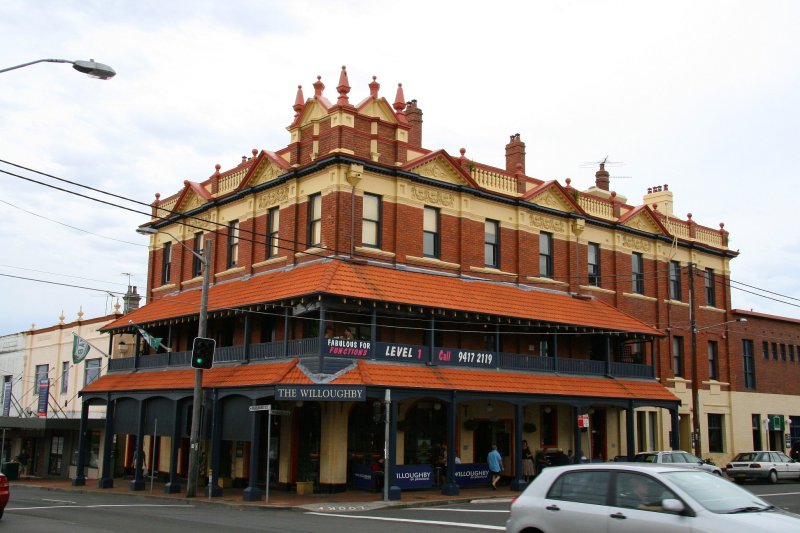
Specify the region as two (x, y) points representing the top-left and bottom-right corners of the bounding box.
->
(191, 337), (215, 369)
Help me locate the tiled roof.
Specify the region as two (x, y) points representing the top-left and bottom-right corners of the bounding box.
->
(105, 261), (661, 335)
(82, 359), (677, 403)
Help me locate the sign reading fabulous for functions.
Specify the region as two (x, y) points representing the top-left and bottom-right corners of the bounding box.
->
(275, 385), (367, 401)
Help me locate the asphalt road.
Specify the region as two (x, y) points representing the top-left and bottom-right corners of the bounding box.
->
(4, 481), (800, 532)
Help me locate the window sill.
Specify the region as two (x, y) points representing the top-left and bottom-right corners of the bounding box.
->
(665, 299), (688, 307)
(152, 283), (177, 294)
(578, 284), (615, 295)
(527, 276), (568, 286)
(699, 305), (725, 313)
(295, 246), (330, 259)
(470, 266), (516, 278)
(182, 276), (203, 288)
(253, 256), (287, 268)
(405, 255), (460, 270)
(215, 266), (245, 279)
(355, 246), (395, 259)
(622, 292), (657, 302)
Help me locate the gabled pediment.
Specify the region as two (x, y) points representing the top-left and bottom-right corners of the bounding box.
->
(295, 98), (332, 128)
(356, 97), (398, 124)
(174, 181), (212, 213)
(620, 206), (669, 236)
(241, 151), (290, 189)
(413, 156), (470, 186)
(524, 182), (582, 214)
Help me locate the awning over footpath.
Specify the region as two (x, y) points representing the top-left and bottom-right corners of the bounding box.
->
(82, 359), (678, 404)
(104, 260), (662, 336)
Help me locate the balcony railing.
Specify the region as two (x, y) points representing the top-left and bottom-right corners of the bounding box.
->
(107, 337), (654, 380)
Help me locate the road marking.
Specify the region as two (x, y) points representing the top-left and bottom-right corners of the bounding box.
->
(406, 508), (509, 513)
(759, 491), (800, 497)
(42, 498), (77, 504)
(8, 504), (192, 511)
(305, 511), (504, 530)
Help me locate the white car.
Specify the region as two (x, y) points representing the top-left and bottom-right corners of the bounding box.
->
(633, 450), (724, 476)
(506, 463), (800, 533)
(726, 451), (800, 483)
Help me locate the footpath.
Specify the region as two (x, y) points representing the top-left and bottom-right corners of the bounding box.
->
(10, 476), (514, 512)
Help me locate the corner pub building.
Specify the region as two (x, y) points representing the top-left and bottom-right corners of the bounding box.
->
(75, 67), (739, 498)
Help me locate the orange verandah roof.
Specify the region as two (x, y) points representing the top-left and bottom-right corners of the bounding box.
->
(82, 359), (677, 403)
(105, 261), (661, 335)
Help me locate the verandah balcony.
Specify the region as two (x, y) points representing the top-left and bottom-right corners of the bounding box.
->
(108, 337), (655, 380)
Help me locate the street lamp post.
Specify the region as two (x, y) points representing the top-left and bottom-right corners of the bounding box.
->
(0, 58), (116, 79)
(138, 227), (211, 497)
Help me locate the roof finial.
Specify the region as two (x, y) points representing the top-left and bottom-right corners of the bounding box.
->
(393, 83), (406, 112)
(336, 66), (350, 105)
(369, 75), (380, 99)
(293, 85), (304, 116)
(215, 163), (221, 175)
(313, 75), (325, 99)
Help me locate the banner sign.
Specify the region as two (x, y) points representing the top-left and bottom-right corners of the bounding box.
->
(434, 348), (498, 369)
(351, 463), (375, 491)
(275, 385), (367, 402)
(393, 464), (433, 489)
(324, 338), (372, 358)
(454, 463), (491, 486)
(375, 342), (428, 362)
(37, 378), (50, 417)
(2, 381), (11, 416)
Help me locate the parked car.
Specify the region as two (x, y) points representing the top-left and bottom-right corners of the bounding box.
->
(506, 463), (800, 533)
(725, 451), (800, 483)
(633, 450), (724, 476)
(0, 472), (9, 519)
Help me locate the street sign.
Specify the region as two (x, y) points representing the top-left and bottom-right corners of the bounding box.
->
(248, 404), (290, 415)
(578, 414), (590, 428)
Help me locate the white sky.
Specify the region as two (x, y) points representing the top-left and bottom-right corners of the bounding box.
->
(1, 0), (799, 335)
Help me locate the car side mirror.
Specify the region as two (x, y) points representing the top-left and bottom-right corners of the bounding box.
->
(662, 499), (685, 514)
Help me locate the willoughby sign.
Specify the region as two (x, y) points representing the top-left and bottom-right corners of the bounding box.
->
(274, 385), (367, 401)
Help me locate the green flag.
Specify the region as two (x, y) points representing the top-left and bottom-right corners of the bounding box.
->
(72, 333), (92, 364)
(137, 326), (163, 351)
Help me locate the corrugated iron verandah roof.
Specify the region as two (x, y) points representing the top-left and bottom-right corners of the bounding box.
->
(82, 359), (678, 404)
(104, 260), (662, 336)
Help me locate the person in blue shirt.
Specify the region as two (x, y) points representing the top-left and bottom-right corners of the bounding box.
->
(487, 444), (503, 489)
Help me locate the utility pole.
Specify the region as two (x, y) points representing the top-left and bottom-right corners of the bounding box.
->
(688, 262), (701, 457)
(186, 238), (212, 497)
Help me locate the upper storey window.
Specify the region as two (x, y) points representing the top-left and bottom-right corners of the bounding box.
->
(631, 252), (644, 294)
(669, 260), (681, 300)
(227, 220), (239, 268)
(485, 219), (499, 268)
(587, 242), (600, 286)
(539, 232), (553, 278)
(362, 193), (381, 248)
(162, 242), (172, 284)
(308, 193), (322, 247)
(423, 206), (440, 258)
(705, 267), (716, 307)
(192, 232), (204, 278)
(267, 207), (280, 258)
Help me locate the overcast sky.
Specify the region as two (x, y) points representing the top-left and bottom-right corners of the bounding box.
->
(1, 1), (799, 336)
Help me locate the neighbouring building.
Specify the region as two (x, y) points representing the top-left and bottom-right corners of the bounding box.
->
(77, 67), (796, 499)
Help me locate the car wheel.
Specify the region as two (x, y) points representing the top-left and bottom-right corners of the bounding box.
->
(768, 470), (778, 484)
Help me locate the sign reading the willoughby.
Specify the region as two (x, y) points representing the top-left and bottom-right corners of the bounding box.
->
(324, 338), (372, 358)
(275, 385), (367, 402)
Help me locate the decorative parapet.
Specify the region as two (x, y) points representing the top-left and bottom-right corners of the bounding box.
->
(471, 167), (520, 195)
(217, 169), (248, 195)
(577, 195), (614, 219)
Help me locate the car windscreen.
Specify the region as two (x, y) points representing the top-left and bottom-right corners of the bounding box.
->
(732, 452), (758, 462)
(663, 470), (770, 513)
(633, 454), (657, 463)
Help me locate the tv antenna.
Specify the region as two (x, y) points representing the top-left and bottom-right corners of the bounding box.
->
(121, 272), (133, 287)
(580, 155), (625, 168)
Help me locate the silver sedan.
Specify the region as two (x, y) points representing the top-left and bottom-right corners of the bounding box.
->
(725, 451), (800, 483)
(506, 463), (800, 533)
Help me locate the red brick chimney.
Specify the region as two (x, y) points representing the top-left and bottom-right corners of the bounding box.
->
(405, 99), (423, 148)
(505, 133), (525, 174)
(595, 163), (610, 191)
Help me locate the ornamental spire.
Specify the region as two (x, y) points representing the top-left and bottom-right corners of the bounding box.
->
(293, 85), (304, 117)
(336, 65), (351, 105)
(369, 75), (380, 99)
(393, 83), (406, 112)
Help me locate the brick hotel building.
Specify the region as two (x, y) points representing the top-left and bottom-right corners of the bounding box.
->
(74, 67), (799, 496)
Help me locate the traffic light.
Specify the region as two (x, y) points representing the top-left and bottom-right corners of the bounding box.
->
(191, 337), (215, 369)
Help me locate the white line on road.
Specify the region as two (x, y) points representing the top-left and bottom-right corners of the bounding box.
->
(9, 504), (192, 511)
(759, 491), (800, 497)
(41, 498), (77, 504)
(305, 511), (505, 530)
(406, 508), (509, 513)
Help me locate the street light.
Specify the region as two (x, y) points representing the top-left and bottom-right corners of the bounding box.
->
(137, 226), (211, 497)
(0, 58), (116, 79)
